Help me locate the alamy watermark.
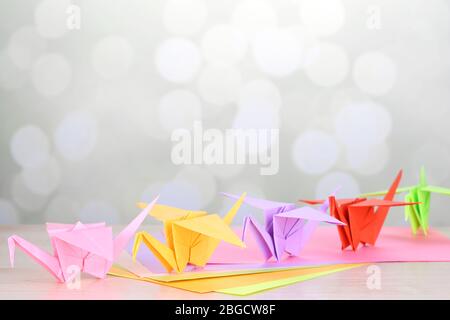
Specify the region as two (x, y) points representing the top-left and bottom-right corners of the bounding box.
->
(171, 121), (279, 175)
(366, 264), (381, 290)
(65, 265), (81, 290)
(66, 4), (81, 30)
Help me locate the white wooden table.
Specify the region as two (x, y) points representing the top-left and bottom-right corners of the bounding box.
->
(1, 225), (449, 300)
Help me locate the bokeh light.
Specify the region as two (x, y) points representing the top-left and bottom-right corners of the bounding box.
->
(155, 38), (202, 83)
(163, 0), (207, 36)
(353, 51), (398, 96)
(10, 125), (51, 169)
(54, 111), (97, 162)
(32, 53), (72, 96)
(201, 24), (248, 67)
(292, 130), (339, 175)
(305, 42), (349, 87)
(158, 89), (202, 132)
(92, 36), (135, 79)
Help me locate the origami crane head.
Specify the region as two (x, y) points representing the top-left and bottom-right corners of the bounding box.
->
(221, 192), (345, 262)
(302, 170), (418, 251)
(8, 197), (159, 283)
(132, 192), (247, 273)
(361, 166), (450, 235)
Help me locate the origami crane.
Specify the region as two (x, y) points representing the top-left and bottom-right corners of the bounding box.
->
(8, 197), (159, 283)
(301, 170), (418, 251)
(361, 167), (450, 235)
(132, 193), (247, 273)
(221, 192), (345, 262)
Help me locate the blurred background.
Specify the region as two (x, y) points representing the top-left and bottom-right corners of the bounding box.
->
(1, 0), (450, 226)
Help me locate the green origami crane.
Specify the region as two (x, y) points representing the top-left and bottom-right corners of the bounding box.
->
(361, 167), (450, 235)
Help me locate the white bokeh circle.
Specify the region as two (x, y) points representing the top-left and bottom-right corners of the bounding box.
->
(10, 125), (51, 169)
(21, 156), (61, 196)
(252, 28), (303, 77)
(141, 180), (203, 209)
(201, 25), (248, 67)
(334, 101), (392, 148)
(353, 51), (398, 96)
(233, 103), (279, 130)
(45, 195), (81, 222)
(305, 42), (349, 87)
(411, 142), (450, 184)
(34, 0), (71, 39)
(197, 65), (242, 107)
(231, 0), (278, 39)
(7, 26), (47, 70)
(0, 199), (19, 224)
(346, 143), (389, 175)
(78, 200), (120, 224)
(163, 0), (207, 35)
(92, 36), (135, 79)
(316, 171), (360, 199)
(158, 90), (202, 132)
(292, 130), (339, 175)
(238, 79), (282, 111)
(54, 111), (98, 161)
(155, 38), (202, 83)
(32, 53), (72, 96)
(0, 51), (27, 90)
(175, 166), (218, 208)
(299, 0), (345, 37)
(11, 174), (48, 212)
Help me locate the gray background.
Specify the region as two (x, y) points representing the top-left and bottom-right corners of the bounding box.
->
(1, 0), (450, 227)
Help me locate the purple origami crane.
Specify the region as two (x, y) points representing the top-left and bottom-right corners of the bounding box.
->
(222, 193), (345, 262)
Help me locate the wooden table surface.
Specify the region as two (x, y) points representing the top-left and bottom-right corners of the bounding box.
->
(1, 225), (449, 300)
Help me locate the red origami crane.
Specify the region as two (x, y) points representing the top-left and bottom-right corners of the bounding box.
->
(300, 170), (418, 251)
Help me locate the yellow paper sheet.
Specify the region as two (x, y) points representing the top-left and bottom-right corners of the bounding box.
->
(216, 264), (363, 296)
(108, 263), (364, 294)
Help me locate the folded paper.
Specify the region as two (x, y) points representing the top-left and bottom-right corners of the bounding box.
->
(361, 167), (450, 235)
(222, 192), (344, 261)
(210, 226), (450, 265)
(7, 197), (159, 282)
(132, 193), (246, 273)
(301, 170), (417, 251)
(108, 262), (363, 295)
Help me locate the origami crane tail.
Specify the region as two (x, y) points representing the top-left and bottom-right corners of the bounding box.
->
(132, 231), (178, 273)
(8, 235), (64, 282)
(113, 196), (159, 260)
(223, 192), (247, 225)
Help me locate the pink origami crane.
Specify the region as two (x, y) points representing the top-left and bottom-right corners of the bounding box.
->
(8, 196), (159, 283)
(221, 193), (344, 262)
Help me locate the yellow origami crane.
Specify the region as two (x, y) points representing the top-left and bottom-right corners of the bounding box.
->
(132, 193), (246, 273)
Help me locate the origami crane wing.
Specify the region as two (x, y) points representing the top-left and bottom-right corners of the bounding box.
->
(349, 199), (418, 248)
(222, 192), (296, 237)
(171, 214), (245, 272)
(221, 192), (292, 210)
(173, 214), (245, 248)
(136, 202), (207, 221)
(273, 207), (345, 259)
(360, 186), (414, 197)
(421, 185), (450, 195)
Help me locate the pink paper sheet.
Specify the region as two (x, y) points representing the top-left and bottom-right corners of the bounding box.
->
(209, 226), (450, 264)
